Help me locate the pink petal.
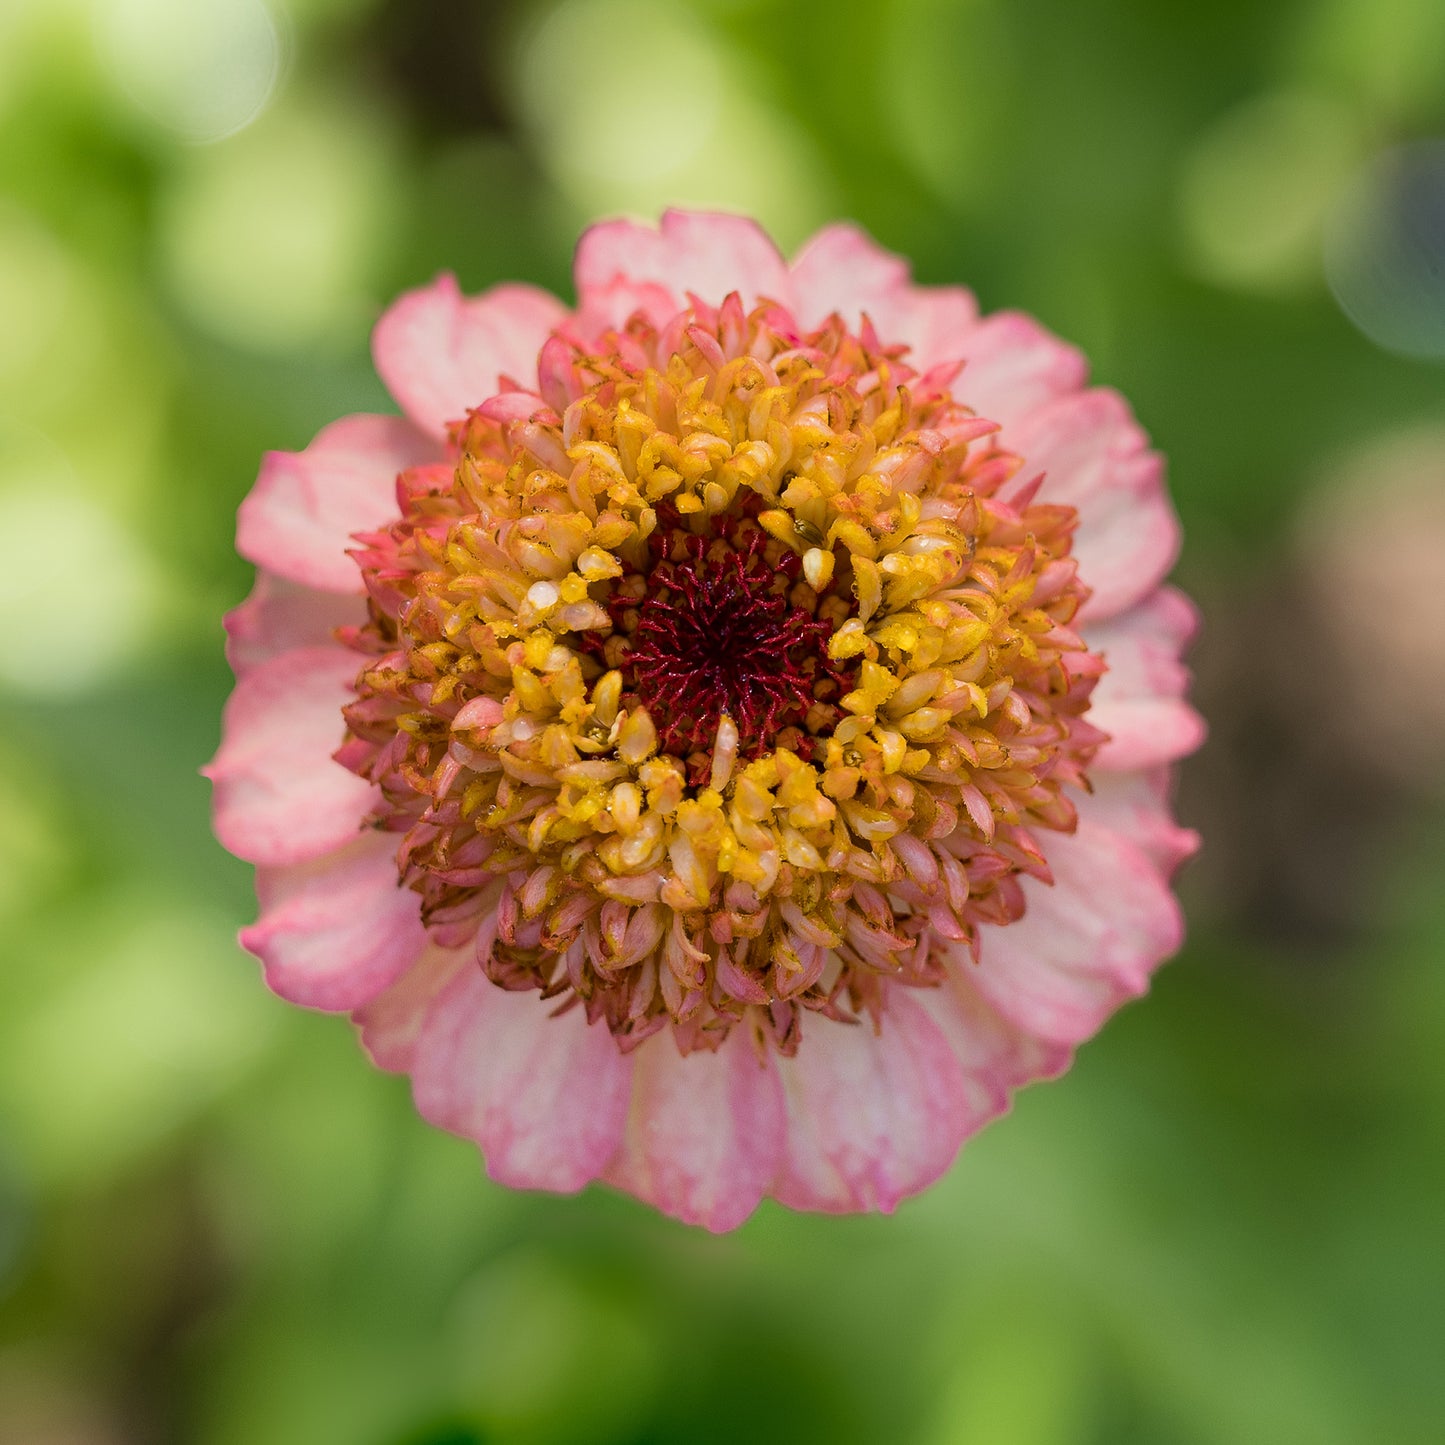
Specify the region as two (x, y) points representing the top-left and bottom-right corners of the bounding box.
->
(955, 311), (1089, 431)
(604, 1029), (785, 1232)
(1006, 389), (1180, 620)
(791, 222), (911, 323)
(411, 972), (633, 1194)
(917, 967), (1074, 1127)
(237, 414), (439, 593)
(352, 943), (474, 1073)
(224, 571), (364, 677)
(1082, 769), (1200, 880)
(788, 222), (978, 367)
(574, 210), (793, 330)
(773, 990), (971, 1214)
(206, 645), (373, 868)
(1085, 587), (1207, 770)
(241, 833), (429, 1012)
(568, 278), (679, 339)
(891, 288), (984, 374)
(373, 275), (568, 438)
(968, 817), (1185, 1046)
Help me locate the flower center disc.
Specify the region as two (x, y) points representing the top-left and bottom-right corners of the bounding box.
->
(337, 294), (1103, 1056)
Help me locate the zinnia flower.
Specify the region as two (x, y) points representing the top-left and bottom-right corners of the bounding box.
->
(208, 210), (1203, 1230)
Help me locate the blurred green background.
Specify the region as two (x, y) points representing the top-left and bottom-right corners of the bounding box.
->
(3, 0), (1444, 1440)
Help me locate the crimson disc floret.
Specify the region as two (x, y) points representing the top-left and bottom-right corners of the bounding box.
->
(605, 507), (855, 775)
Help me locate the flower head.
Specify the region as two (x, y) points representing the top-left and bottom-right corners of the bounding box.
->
(209, 211), (1203, 1229)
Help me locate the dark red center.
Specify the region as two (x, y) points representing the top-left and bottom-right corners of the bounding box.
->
(607, 522), (851, 771)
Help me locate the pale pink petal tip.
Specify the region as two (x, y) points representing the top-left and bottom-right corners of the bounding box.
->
(1086, 587), (1207, 771)
(224, 572), (363, 677)
(352, 944), (473, 1074)
(373, 275), (568, 439)
(206, 645), (374, 869)
(924, 969), (1077, 1117)
(605, 1029), (786, 1232)
(1008, 389), (1181, 621)
(788, 222), (911, 326)
(788, 221), (979, 369)
(241, 835), (430, 1012)
(970, 817), (1186, 1047)
(411, 971), (633, 1194)
(237, 414), (439, 594)
(774, 991), (973, 1214)
(1086, 769), (1201, 880)
(954, 311), (1089, 429)
(575, 209), (793, 330)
